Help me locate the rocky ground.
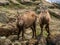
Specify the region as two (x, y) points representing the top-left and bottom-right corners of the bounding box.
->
(0, 0), (60, 45)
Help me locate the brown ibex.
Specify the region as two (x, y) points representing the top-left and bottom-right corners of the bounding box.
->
(16, 10), (37, 40)
(39, 7), (51, 36)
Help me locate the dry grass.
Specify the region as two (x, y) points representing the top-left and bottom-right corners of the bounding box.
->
(0, 1), (60, 45)
(0, 7), (60, 37)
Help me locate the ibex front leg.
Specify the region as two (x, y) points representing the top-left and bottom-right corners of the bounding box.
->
(40, 24), (43, 36)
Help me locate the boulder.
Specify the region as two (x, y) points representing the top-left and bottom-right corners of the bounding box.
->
(10, 0), (20, 4)
(46, 34), (60, 45)
(0, 13), (9, 23)
(0, 0), (9, 6)
(4, 39), (12, 45)
(20, 0), (31, 3)
(0, 37), (12, 45)
(37, 36), (46, 45)
(26, 35), (46, 45)
(14, 41), (21, 45)
(0, 36), (6, 45)
(8, 35), (18, 42)
(0, 27), (18, 37)
(26, 38), (38, 45)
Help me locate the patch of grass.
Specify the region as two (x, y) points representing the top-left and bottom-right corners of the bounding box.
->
(43, 31), (48, 37)
(17, 0), (20, 1)
(36, 25), (48, 37)
(2, 3), (26, 9)
(0, 0), (27, 9)
(49, 10), (60, 19)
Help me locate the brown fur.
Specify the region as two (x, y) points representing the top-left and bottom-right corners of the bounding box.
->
(16, 10), (37, 40)
(39, 9), (51, 36)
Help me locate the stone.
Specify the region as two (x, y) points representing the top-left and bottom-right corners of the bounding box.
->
(20, 0), (31, 3)
(0, 0), (9, 6)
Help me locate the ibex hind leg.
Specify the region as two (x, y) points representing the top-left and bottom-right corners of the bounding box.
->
(45, 24), (50, 36)
(31, 22), (36, 38)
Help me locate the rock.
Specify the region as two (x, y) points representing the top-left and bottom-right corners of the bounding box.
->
(25, 29), (32, 34)
(46, 34), (60, 45)
(10, 0), (20, 4)
(26, 38), (38, 45)
(0, 36), (6, 39)
(9, 17), (16, 23)
(0, 37), (6, 45)
(4, 39), (12, 45)
(25, 34), (32, 39)
(35, 5), (41, 14)
(38, 36), (46, 45)
(8, 35), (18, 42)
(0, 0), (9, 6)
(21, 40), (27, 45)
(20, 0), (31, 3)
(0, 13), (9, 23)
(36, 35), (47, 45)
(0, 27), (18, 37)
(0, 37), (12, 45)
(14, 41), (21, 45)
(26, 35), (46, 45)
(0, 28), (11, 36)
